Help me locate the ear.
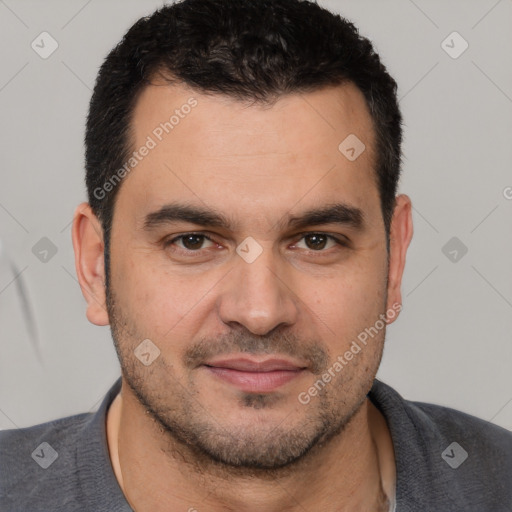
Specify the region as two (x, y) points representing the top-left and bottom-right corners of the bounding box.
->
(385, 194), (413, 324)
(71, 203), (109, 326)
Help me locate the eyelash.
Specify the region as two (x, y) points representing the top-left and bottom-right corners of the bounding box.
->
(163, 232), (349, 256)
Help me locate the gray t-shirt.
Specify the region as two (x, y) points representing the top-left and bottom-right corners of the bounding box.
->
(1, 377), (511, 511)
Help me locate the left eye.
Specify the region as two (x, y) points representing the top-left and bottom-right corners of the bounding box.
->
(292, 233), (341, 251)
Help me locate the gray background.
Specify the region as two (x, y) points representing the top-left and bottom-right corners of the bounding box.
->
(0, 0), (511, 431)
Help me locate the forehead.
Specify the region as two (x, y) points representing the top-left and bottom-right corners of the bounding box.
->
(131, 79), (375, 157)
(118, 80), (380, 230)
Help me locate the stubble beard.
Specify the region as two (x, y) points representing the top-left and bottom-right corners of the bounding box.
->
(105, 281), (385, 477)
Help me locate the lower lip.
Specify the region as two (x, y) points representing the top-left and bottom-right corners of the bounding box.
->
(204, 366), (304, 393)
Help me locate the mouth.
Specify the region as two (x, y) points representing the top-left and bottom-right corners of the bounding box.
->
(202, 357), (308, 393)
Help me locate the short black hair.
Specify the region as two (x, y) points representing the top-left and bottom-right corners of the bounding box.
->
(85, 0), (402, 274)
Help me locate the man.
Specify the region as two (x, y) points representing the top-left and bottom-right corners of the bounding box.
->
(1, 0), (511, 510)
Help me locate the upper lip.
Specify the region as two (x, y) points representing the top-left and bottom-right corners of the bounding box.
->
(203, 357), (307, 372)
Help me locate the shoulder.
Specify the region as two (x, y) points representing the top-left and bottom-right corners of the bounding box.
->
(0, 410), (93, 459)
(0, 378), (127, 512)
(405, 395), (512, 460)
(0, 412), (93, 511)
(370, 380), (512, 511)
(409, 398), (512, 507)
(372, 378), (512, 452)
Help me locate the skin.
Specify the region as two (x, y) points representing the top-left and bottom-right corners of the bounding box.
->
(72, 80), (413, 511)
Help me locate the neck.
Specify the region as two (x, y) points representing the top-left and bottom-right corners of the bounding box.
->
(107, 380), (394, 512)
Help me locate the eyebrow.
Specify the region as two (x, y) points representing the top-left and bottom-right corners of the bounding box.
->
(143, 202), (365, 232)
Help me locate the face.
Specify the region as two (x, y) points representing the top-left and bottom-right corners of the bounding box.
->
(90, 80), (409, 470)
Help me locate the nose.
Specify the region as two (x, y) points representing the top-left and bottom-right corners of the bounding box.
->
(216, 244), (300, 336)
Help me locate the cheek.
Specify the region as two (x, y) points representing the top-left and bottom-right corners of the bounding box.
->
(307, 252), (387, 338)
(109, 246), (176, 335)
(111, 246), (218, 345)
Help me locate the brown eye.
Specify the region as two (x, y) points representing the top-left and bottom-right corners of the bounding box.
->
(165, 233), (215, 252)
(180, 234), (207, 250)
(304, 234), (329, 250)
(294, 233), (342, 252)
